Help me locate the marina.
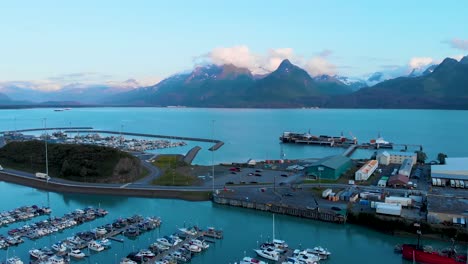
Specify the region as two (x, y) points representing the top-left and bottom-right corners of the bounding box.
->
(0, 205), (51, 228)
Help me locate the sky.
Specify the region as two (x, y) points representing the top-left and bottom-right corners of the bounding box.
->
(0, 0), (467, 90)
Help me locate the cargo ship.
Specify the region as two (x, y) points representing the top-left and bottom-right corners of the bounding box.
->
(279, 131), (357, 146)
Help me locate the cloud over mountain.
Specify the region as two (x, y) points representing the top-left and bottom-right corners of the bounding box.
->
(202, 46), (337, 77)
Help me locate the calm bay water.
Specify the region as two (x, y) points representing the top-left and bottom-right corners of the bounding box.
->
(0, 107), (467, 263)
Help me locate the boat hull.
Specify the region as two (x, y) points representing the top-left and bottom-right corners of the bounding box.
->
(402, 244), (466, 264)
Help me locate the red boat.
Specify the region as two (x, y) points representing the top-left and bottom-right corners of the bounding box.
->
(401, 244), (467, 264)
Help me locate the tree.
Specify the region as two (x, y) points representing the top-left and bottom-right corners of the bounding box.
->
(437, 153), (447, 165)
(415, 151), (427, 164)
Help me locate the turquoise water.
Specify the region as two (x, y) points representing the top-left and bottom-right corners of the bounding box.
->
(0, 108), (467, 263)
(0, 181), (452, 264)
(0, 108), (467, 165)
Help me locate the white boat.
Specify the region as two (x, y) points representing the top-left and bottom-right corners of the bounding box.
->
(52, 242), (67, 253)
(307, 246), (331, 258)
(156, 237), (173, 247)
(6, 256), (23, 264)
(273, 239), (288, 249)
(240, 256), (267, 264)
(292, 250), (320, 264)
(95, 227), (107, 235)
(178, 227), (197, 236)
(169, 234), (183, 245)
(139, 249), (156, 258)
(69, 249), (86, 259)
(48, 255), (67, 264)
(120, 258), (137, 264)
(29, 249), (45, 259)
(281, 257), (302, 264)
(253, 248), (280, 261)
(88, 240), (105, 252)
(184, 243), (202, 253)
(190, 239), (209, 249)
(98, 238), (112, 248)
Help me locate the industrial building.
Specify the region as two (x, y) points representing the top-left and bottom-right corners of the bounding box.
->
(398, 158), (413, 177)
(355, 160), (379, 181)
(377, 151), (417, 165)
(306, 155), (352, 180)
(388, 174), (409, 187)
(431, 158), (468, 189)
(427, 195), (467, 224)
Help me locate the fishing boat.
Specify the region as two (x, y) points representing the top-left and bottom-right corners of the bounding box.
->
(97, 238), (112, 248)
(253, 247), (280, 261)
(69, 248), (86, 259)
(156, 237), (173, 247)
(305, 246), (331, 259)
(120, 258), (137, 264)
(88, 240), (105, 252)
(52, 242), (67, 253)
(190, 239), (209, 250)
(178, 227), (198, 236)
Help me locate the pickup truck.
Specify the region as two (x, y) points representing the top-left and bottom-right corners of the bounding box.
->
(35, 172), (51, 180)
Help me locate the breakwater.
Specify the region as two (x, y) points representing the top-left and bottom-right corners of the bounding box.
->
(212, 195), (346, 224)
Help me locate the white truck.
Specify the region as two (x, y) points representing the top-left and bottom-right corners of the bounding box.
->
(35, 172), (50, 180)
(0, 165), (3, 171)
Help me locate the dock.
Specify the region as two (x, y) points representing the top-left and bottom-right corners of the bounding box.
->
(183, 146), (202, 164)
(342, 144), (358, 157)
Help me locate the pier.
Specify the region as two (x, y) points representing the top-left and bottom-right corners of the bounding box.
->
(342, 144), (358, 157)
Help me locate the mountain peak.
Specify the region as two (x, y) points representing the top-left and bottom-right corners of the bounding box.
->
(278, 59), (293, 70)
(460, 55), (468, 65)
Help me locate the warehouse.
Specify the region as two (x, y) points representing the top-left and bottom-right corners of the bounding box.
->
(377, 151), (417, 165)
(431, 157), (468, 189)
(388, 174), (409, 187)
(398, 158), (413, 177)
(306, 155), (352, 180)
(355, 160), (379, 181)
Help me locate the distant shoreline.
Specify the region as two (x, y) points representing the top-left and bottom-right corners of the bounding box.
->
(0, 105), (467, 111)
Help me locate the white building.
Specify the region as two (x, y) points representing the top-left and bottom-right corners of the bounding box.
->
(398, 158), (413, 177)
(355, 160), (379, 181)
(377, 151), (416, 165)
(431, 157), (468, 188)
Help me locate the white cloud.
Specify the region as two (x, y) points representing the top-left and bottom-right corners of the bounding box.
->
(453, 54), (465, 61)
(205, 46), (337, 76)
(409, 57), (434, 69)
(448, 38), (468, 51)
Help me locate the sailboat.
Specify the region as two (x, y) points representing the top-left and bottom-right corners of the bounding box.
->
(254, 214), (288, 261)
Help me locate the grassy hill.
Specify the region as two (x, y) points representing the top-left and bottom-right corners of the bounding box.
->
(0, 141), (142, 183)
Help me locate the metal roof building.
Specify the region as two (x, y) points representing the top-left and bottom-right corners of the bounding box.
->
(306, 155), (352, 180)
(431, 157), (468, 181)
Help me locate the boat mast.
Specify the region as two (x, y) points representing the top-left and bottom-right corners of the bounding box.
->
(272, 214), (275, 241)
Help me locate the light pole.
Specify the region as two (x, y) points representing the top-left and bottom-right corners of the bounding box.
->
(43, 118), (49, 177)
(211, 120), (215, 193)
(318, 166), (324, 188)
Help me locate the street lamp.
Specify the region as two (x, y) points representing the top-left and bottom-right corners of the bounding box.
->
(318, 166), (324, 188)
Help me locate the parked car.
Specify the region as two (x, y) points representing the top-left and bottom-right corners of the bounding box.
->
(254, 173), (262, 176)
(255, 169), (263, 172)
(283, 193), (293, 197)
(230, 171), (237, 174)
(280, 174), (288, 177)
(248, 173), (254, 176)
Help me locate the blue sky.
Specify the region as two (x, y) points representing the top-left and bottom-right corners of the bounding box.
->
(0, 0), (467, 88)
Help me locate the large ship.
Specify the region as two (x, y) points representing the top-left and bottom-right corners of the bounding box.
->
(279, 131), (357, 146)
(399, 227), (467, 264)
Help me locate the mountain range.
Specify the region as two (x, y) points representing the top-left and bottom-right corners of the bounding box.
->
(1, 55), (467, 109)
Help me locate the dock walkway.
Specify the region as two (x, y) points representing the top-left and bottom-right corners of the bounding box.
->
(342, 144), (358, 157)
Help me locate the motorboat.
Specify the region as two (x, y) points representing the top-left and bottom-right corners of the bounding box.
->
(253, 247), (280, 261)
(273, 239), (289, 249)
(281, 257), (302, 264)
(88, 240), (105, 252)
(29, 249), (45, 259)
(190, 239), (209, 250)
(240, 256), (267, 264)
(183, 243), (202, 253)
(52, 242), (67, 253)
(150, 242), (170, 251)
(95, 227), (107, 235)
(169, 234), (183, 245)
(69, 249), (86, 259)
(292, 250), (320, 264)
(157, 237), (174, 247)
(139, 249), (156, 258)
(178, 227), (197, 236)
(48, 255), (67, 264)
(124, 226), (139, 237)
(98, 238), (112, 248)
(120, 258), (137, 264)
(306, 246), (331, 259)
(6, 256), (23, 264)
(41, 246), (54, 256)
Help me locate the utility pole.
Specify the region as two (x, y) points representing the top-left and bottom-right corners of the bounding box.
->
(44, 118), (49, 177)
(211, 120), (215, 193)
